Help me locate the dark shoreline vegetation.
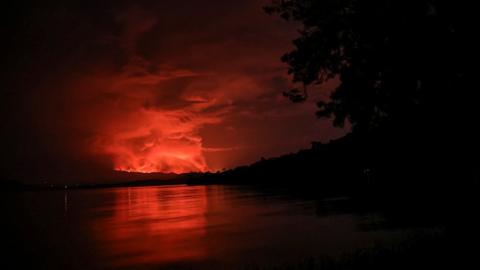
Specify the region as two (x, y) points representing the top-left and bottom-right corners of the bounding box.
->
(2, 1), (479, 269)
(5, 118), (479, 213)
(4, 126), (479, 230)
(3, 129), (479, 269)
(237, 229), (475, 270)
(6, 127), (479, 202)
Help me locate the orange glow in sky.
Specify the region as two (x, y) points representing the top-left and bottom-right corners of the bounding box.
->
(102, 109), (212, 174)
(3, 1), (345, 181)
(84, 62), (224, 174)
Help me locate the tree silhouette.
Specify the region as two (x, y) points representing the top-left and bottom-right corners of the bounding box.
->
(265, 0), (474, 133)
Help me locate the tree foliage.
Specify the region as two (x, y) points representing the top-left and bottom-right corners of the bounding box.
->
(265, 0), (473, 132)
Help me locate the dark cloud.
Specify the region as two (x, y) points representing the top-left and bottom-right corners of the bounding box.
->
(1, 0), (346, 183)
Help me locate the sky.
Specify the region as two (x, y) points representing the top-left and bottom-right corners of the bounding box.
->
(1, 0), (345, 183)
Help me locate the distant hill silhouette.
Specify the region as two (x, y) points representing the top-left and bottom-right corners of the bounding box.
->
(187, 125), (478, 203)
(2, 171), (186, 191)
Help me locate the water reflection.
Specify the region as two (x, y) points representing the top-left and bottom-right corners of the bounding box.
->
(87, 185), (404, 269)
(5, 185), (417, 270)
(64, 191), (68, 216)
(92, 186), (209, 268)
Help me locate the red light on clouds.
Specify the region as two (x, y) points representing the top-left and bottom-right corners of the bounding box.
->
(79, 54), (225, 174)
(1, 1), (348, 183)
(30, 2), (343, 178)
(101, 109), (212, 174)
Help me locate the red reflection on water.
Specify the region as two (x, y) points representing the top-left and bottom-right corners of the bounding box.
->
(92, 186), (208, 267)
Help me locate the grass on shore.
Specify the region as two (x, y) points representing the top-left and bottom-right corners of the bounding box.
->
(238, 230), (475, 270)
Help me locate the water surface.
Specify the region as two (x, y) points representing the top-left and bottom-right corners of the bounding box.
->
(4, 185), (418, 269)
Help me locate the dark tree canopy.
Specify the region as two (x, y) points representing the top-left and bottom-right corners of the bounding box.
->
(265, 0), (474, 133)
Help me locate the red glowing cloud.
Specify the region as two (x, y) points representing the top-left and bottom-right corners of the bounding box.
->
(99, 110), (211, 173)
(84, 59), (225, 173)
(2, 1), (346, 181)
(66, 2), (345, 175)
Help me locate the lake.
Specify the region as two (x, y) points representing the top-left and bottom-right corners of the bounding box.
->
(3, 185), (428, 269)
